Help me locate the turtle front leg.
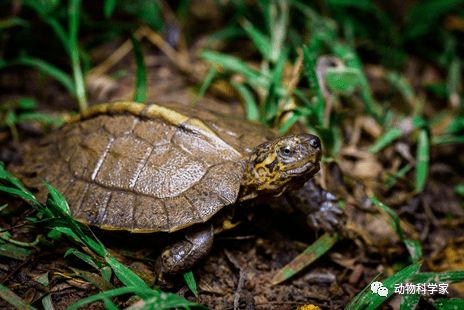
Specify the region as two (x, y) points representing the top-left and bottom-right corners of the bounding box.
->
(156, 224), (213, 281)
(286, 180), (345, 232)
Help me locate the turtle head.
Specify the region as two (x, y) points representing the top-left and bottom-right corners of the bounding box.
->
(240, 134), (321, 200)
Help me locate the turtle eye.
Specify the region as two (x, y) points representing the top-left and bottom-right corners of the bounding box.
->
(279, 146), (294, 157)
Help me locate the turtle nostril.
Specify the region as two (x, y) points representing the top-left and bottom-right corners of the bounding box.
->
(309, 136), (321, 149)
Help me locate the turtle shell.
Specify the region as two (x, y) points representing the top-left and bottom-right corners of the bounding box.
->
(23, 101), (277, 232)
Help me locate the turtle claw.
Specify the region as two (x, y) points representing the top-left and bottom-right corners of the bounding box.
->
(307, 200), (345, 232)
(287, 180), (346, 232)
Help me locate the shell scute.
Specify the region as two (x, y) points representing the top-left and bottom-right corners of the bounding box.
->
(94, 135), (152, 190)
(68, 131), (113, 180)
(99, 191), (136, 229)
(164, 196), (201, 232)
(102, 115), (138, 136)
(132, 119), (175, 146)
(132, 195), (168, 231)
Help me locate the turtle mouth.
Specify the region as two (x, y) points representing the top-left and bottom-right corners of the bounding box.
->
(285, 158), (320, 177)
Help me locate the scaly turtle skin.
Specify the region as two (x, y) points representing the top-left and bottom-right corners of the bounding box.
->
(19, 101), (322, 277)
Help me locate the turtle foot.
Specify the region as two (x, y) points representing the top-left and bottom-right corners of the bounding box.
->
(155, 224), (214, 284)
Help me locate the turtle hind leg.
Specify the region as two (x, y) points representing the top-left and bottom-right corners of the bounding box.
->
(155, 224), (213, 283)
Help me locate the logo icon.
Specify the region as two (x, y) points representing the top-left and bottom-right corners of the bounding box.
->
(371, 281), (389, 297)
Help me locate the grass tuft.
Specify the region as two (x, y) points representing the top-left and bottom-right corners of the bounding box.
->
(0, 163), (202, 309)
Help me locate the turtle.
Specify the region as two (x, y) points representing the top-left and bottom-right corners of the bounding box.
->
(16, 100), (341, 278)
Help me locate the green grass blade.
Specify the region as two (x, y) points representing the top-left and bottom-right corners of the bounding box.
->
(412, 271), (464, 283)
(200, 50), (290, 99)
(324, 67), (362, 94)
(50, 225), (106, 258)
(67, 286), (155, 310)
(200, 50), (268, 88)
(433, 298), (464, 309)
(271, 233), (338, 285)
(0, 231), (40, 247)
(104, 0), (117, 18)
(103, 298), (119, 310)
(105, 255), (151, 296)
(130, 34), (147, 103)
(42, 183), (108, 257)
(231, 81), (260, 121)
(3, 109), (17, 129)
(400, 293), (420, 310)
(15, 97), (47, 110)
(432, 135), (464, 145)
(330, 43), (383, 120)
(241, 19), (272, 60)
(370, 197), (423, 262)
(257, 0), (271, 33)
(70, 267), (113, 291)
(368, 127), (402, 153)
(16, 112), (64, 127)
(403, 239), (422, 263)
(45, 182), (71, 215)
(405, 0), (464, 39)
(0, 242), (31, 260)
(0, 17), (28, 30)
(41, 294), (54, 310)
(198, 66), (217, 99)
(326, 0), (375, 10)
(183, 271), (199, 297)
(385, 163), (413, 189)
(0, 163), (38, 204)
(100, 266), (112, 282)
(0, 185), (37, 205)
(344, 274), (382, 310)
(205, 26), (243, 44)
(69, 285), (201, 310)
(302, 46), (325, 126)
(3, 57), (75, 95)
(370, 197), (404, 240)
(69, 0), (87, 111)
(415, 129), (429, 193)
(65, 248), (100, 269)
(262, 48), (287, 123)
(447, 56), (461, 107)
(128, 293), (204, 309)
(22, 0), (69, 52)
(278, 112), (301, 134)
(386, 72), (415, 105)
(0, 283), (37, 310)
(34, 272), (49, 287)
(46, 17), (70, 53)
(269, 0), (288, 63)
(456, 184), (464, 197)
